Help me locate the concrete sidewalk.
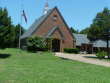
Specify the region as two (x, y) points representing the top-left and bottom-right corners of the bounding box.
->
(55, 53), (110, 67)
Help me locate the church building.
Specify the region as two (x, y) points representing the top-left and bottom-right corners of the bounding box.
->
(21, 2), (75, 52)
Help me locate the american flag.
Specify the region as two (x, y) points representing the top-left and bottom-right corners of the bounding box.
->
(22, 10), (27, 23)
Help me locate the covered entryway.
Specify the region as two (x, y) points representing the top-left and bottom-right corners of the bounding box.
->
(81, 44), (93, 54)
(52, 39), (60, 52)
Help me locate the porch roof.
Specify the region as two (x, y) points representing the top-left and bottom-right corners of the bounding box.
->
(44, 26), (65, 40)
(93, 40), (110, 48)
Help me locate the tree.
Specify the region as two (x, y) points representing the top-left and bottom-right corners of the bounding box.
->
(0, 8), (14, 48)
(0, 8), (24, 48)
(80, 7), (110, 40)
(14, 24), (25, 47)
(27, 36), (48, 52)
(70, 27), (79, 33)
(80, 27), (89, 34)
(0, 8), (11, 26)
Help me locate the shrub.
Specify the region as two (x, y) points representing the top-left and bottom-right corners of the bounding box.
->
(27, 36), (48, 52)
(96, 51), (107, 59)
(64, 48), (79, 54)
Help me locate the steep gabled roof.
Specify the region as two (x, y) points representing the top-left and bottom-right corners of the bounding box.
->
(54, 7), (75, 40)
(21, 7), (74, 40)
(21, 8), (54, 39)
(73, 33), (90, 46)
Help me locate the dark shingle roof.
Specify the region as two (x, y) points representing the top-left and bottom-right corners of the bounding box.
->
(73, 33), (110, 48)
(21, 7), (74, 41)
(20, 9), (53, 39)
(73, 33), (90, 46)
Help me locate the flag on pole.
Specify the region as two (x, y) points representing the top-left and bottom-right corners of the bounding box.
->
(22, 10), (27, 23)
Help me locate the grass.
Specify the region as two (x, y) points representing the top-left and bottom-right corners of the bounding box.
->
(0, 48), (110, 83)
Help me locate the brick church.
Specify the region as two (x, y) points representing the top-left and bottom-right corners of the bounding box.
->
(21, 2), (75, 52)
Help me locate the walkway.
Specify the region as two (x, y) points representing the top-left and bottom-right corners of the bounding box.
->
(55, 53), (110, 67)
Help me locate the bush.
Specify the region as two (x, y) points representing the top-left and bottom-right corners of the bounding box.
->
(64, 48), (79, 54)
(96, 51), (107, 59)
(27, 36), (48, 52)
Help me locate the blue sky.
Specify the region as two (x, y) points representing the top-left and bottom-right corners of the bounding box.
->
(0, 0), (109, 31)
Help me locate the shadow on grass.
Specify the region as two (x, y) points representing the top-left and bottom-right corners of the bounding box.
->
(0, 54), (11, 59)
(60, 57), (70, 60)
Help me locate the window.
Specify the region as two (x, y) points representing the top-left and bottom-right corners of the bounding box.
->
(53, 15), (57, 21)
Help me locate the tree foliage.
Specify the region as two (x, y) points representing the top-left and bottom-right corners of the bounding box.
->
(14, 24), (25, 47)
(80, 27), (89, 34)
(0, 8), (24, 48)
(70, 27), (79, 33)
(80, 8), (110, 40)
(27, 36), (48, 52)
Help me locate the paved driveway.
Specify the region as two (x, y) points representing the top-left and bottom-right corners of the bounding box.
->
(55, 53), (110, 67)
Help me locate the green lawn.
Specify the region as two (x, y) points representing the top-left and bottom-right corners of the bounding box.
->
(0, 48), (110, 83)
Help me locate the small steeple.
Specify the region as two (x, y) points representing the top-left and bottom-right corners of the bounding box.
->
(43, 0), (49, 14)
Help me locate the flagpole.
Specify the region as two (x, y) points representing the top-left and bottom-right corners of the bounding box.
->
(19, 0), (23, 49)
(18, 13), (22, 49)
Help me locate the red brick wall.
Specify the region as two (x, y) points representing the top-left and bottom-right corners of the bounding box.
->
(33, 8), (75, 52)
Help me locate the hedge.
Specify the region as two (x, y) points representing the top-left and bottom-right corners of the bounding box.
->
(27, 36), (48, 52)
(64, 48), (79, 54)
